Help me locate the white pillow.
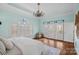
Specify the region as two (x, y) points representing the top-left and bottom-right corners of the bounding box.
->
(0, 41), (6, 55)
(0, 36), (14, 50)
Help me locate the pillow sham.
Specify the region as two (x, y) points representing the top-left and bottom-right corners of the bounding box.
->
(0, 41), (6, 55)
(0, 36), (14, 50)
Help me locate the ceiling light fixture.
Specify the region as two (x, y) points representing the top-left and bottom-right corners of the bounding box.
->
(33, 3), (44, 17)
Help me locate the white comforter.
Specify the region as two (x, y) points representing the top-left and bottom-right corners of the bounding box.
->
(8, 37), (60, 55)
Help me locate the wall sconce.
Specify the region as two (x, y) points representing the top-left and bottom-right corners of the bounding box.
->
(0, 21), (2, 25)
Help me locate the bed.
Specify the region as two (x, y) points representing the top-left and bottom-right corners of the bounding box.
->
(0, 37), (60, 55)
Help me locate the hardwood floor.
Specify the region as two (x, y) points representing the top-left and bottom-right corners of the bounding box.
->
(38, 38), (77, 55)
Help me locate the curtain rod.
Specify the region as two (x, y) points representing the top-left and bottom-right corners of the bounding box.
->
(43, 20), (64, 24)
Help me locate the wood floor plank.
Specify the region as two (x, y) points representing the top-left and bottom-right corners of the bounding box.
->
(38, 38), (77, 55)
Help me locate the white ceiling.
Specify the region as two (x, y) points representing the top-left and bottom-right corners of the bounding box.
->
(0, 3), (77, 18)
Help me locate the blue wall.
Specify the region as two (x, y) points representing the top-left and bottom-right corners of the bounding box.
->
(0, 9), (39, 38)
(39, 13), (75, 42)
(40, 13), (74, 32)
(0, 7), (76, 39)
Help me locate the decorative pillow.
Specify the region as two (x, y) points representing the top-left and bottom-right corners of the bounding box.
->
(0, 36), (14, 50)
(0, 41), (6, 55)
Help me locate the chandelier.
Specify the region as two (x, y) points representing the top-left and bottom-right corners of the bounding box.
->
(33, 3), (44, 17)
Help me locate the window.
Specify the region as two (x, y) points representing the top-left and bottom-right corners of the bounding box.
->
(11, 23), (32, 37)
(42, 20), (64, 40)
